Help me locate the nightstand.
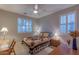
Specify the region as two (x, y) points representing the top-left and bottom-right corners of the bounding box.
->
(50, 39), (60, 47)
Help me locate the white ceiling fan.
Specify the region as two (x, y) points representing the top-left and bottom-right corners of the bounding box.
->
(33, 4), (38, 14)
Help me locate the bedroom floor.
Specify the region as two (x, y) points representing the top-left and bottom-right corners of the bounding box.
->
(13, 42), (53, 55)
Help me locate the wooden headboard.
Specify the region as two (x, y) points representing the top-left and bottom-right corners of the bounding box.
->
(39, 32), (50, 38)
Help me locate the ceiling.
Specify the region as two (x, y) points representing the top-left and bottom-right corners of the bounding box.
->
(0, 4), (76, 18)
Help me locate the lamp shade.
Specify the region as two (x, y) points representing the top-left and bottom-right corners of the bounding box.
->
(1, 27), (8, 32)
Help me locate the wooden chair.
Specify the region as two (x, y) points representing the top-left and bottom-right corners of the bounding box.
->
(0, 40), (16, 55)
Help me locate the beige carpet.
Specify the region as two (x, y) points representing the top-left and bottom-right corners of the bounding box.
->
(14, 42), (30, 55)
(36, 47), (53, 55)
(14, 42), (53, 55)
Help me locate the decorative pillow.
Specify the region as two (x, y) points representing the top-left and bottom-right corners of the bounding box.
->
(43, 33), (49, 38)
(24, 38), (28, 41)
(42, 38), (48, 41)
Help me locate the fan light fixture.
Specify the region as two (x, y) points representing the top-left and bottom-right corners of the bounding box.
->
(33, 10), (38, 14)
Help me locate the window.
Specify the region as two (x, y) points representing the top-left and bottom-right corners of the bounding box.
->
(18, 17), (32, 33)
(68, 13), (75, 32)
(60, 15), (66, 33)
(60, 13), (75, 33)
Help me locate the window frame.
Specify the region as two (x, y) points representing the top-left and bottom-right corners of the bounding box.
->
(17, 17), (33, 33)
(60, 15), (67, 33)
(60, 11), (76, 33)
(67, 13), (76, 33)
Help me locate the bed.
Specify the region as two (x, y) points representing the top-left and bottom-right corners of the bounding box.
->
(22, 32), (51, 54)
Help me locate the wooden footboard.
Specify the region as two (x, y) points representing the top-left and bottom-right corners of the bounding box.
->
(29, 41), (50, 54)
(22, 40), (50, 54)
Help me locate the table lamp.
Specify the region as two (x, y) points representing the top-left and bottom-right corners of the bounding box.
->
(1, 27), (8, 40)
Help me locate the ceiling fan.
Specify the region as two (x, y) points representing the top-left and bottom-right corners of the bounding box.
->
(33, 4), (38, 14)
